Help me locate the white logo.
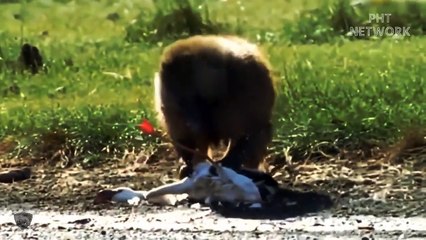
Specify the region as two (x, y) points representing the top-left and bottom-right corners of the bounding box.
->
(13, 212), (33, 229)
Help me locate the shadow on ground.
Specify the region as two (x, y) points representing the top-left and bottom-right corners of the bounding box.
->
(210, 187), (334, 220)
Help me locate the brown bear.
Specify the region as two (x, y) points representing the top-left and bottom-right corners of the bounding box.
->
(154, 35), (276, 179)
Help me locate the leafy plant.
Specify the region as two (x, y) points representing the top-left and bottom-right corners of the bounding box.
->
(282, 0), (426, 44)
(125, 0), (231, 45)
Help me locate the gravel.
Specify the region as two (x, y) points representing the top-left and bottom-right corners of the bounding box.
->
(1, 204), (425, 240)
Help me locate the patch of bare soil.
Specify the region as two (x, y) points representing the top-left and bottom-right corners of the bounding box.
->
(0, 139), (425, 218)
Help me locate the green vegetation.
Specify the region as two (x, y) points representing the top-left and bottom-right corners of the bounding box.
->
(0, 0), (425, 167)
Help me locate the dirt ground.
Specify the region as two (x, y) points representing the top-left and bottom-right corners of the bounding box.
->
(0, 143), (425, 239)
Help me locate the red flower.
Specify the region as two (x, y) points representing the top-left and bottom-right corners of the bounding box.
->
(139, 119), (155, 135)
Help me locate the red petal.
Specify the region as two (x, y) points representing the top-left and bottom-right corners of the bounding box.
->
(139, 119), (155, 134)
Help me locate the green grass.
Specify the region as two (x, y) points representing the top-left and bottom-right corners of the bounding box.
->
(0, 0), (425, 166)
(269, 38), (425, 155)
